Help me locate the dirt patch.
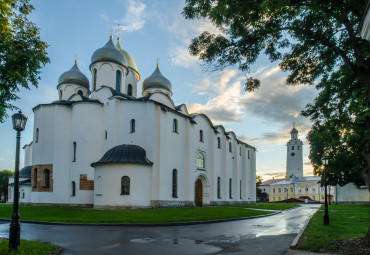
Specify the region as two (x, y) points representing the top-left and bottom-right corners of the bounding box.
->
(336, 238), (370, 255)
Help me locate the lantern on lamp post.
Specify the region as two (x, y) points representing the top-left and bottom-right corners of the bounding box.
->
(321, 156), (329, 225)
(9, 110), (27, 251)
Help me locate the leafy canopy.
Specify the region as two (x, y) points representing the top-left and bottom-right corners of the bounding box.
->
(0, 170), (14, 200)
(0, 0), (49, 122)
(183, 0), (370, 91)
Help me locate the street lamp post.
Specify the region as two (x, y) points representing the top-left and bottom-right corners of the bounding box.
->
(322, 156), (329, 225)
(9, 110), (27, 252)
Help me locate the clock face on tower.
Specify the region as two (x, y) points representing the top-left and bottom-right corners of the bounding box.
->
(291, 152), (295, 157)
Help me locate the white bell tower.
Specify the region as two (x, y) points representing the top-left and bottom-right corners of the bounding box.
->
(286, 124), (303, 178)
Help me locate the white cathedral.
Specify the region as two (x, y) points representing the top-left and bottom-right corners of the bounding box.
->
(8, 35), (257, 209)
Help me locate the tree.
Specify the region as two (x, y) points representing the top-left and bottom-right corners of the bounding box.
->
(256, 175), (268, 201)
(0, 0), (49, 122)
(0, 170), (14, 201)
(302, 65), (370, 188)
(183, 0), (370, 239)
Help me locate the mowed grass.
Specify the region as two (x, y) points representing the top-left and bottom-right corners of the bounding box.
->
(0, 204), (275, 224)
(296, 204), (369, 252)
(233, 202), (299, 210)
(0, 239), (59, 255)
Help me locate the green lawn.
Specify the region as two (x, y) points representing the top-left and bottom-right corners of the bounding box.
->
(0, 204), (277, 224)
(296, 204), (369, 252)
(0, 240), (59, 255)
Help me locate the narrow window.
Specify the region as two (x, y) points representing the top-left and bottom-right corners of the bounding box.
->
(71, 181), (76, 196)
(298, 146), (300, 150)
(130, 119), (135, 133)
(121, 176), (130, 195)
(33, 168), (38, 188)
(73, 142), (76, 162)
(217, 177), (221, 199)
(127, 84), (133, 96)
(229, 142), (232, 153)
(248, 149), (250, 159)
(217, 137), (221, 148)
(93, 69), (97, 91)
(105, 131), (107, 140)
(59, 90), (62, 100)
(196, 153), (205, 169)
(9, 189), (11, 199)
(35, 128), (39, 143)
(240, 180), (242, 199)
(173, 119), (178, 133)
(172, 169), (178, 198)
(292, 146), (294, 150)
(97, 176), (102, 195)
(199, 130), (203, 142)
(22, 190), (25, 199)
(44, 169), (50, 188)
(116, 70), (121, 92)
(240, 146), (242, 156)
(78, 90), (83, 96)
(229, 178), (232, 199)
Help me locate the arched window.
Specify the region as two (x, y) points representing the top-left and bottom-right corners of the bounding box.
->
(73, 142), (76, 162)
(229, 142), (232, 152)
(116, 70), (121, 92)
(173, 119), (178, 133)
(44, 169), (50, 188)
(71, 181), (76, 196)
(196, 153), (204, 169)
(59, 90), (62, 100)
(229, 178), (232, 199)
(93, 69), (97, 91)
(240, 146), (242, 156)
(33, 168), (38, 188)
(217, 137), (221, 148)
(35, 128), (39, 143)
(130, 119), (135, 133)
(172, 169), (178, 198)
(199, 130), (203, 142)
(240, 180), (242, 199)
(121, 176), (130, 195)
(217, 177), (221, 199)
(127, 84), (133, 96)
(105, 131), (107, 140)
(22, 189), (25, 199)
(78, 90), (83, 96)
(292, 146), (294, 150)
(97, 176), (102, 195)
(248, 149), (250, 159)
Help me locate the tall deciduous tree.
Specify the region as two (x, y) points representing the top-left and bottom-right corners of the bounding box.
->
(0, 0), (49, 122)
(0, 170), (14, 201)
(183, 0), (370, 239)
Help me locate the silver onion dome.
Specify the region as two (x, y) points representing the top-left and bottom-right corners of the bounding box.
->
(142, 65), (172, 92)
(116, 40), (138, 72)
(90, 36), (127, 69)
(58, 62), (90, 89)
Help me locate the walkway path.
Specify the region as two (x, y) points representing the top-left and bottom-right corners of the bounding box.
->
(0, 204), (320, 255)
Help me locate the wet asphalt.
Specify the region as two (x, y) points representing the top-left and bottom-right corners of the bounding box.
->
(0, 204), (320, 255)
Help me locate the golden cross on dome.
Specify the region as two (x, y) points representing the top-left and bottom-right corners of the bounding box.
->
(109, 27), (114, 38)
(116, 24), (121, 40)
(75, 53), (78, 63)
(156, 57), (160, 67)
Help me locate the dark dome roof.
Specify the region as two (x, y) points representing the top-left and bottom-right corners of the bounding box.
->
(19, 165), (31, 178)
(90, 37), (127, 68)
(91, 144), (153, 167)
(58, 62), (90, 89)
(291, 127), (298, 133)
(142, 66), (172, 92)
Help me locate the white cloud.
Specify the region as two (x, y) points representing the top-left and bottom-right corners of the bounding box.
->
(100, 0), (146, 33)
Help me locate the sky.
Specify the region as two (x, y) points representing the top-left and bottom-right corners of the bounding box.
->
(0, 0), (320, 181)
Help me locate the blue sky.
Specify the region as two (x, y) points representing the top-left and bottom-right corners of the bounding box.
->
(0, 0), (319, 180)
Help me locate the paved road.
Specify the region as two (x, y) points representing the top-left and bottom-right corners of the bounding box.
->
(0, 204), (320, 255)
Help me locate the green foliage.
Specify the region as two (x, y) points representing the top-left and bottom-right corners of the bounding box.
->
(0, 170), (13, 201)
(302, 66), (370, 186)
(183, 0), (370, 89)
(297, 204), (369, 252)
(0, 204), (273, 224)
(0, 239), (58, 255)
(0, 0), (49, 122)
